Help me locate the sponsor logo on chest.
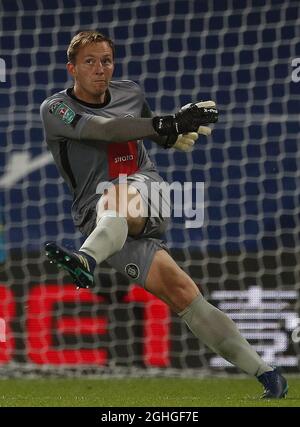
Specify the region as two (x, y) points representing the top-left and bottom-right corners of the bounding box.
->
(114, 154), (134, 163)
(108, 141), (139, 178)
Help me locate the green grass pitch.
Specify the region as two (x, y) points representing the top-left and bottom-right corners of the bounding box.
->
(0, 377), (299, 407)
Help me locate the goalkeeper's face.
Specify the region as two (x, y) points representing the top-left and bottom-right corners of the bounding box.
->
(67, 42), (114, 104)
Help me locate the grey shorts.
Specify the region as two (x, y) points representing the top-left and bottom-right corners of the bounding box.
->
(123, 171), (171, 238)
(106, 236), (169, 286)
(79, 171), (170, 286)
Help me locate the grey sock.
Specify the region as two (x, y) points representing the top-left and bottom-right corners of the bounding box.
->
(80, 210), (128, 264)
(179, 294), (273, 376)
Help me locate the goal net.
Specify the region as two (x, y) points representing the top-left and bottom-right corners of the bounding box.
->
(0, 0), (299, 376)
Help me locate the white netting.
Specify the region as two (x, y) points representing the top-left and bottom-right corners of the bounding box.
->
(0, 0), (299, 376)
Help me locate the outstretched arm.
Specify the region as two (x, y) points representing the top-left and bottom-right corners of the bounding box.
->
(81, 115), (157, 142)
(41, 97), (217, 146)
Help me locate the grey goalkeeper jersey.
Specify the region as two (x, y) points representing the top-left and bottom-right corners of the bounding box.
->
(40, 80), (158, 230)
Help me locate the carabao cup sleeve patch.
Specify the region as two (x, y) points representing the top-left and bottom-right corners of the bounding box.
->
(49, 100), (82, 128)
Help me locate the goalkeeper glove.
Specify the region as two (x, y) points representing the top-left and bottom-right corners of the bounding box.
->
(152, 100), (218, 137)
(167, 126), (212, 152)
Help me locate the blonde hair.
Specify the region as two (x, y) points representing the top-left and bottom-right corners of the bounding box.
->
(67, 31), (115, 64)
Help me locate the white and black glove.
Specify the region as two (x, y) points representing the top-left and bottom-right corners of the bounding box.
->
(152, 100), (218, 144)
(155, 101), (216, 151)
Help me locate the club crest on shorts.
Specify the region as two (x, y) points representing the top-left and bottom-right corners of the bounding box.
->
(125, 263), (140, 279)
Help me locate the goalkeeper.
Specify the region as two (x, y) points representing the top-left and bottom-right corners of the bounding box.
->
(40, 31), (287, 399)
